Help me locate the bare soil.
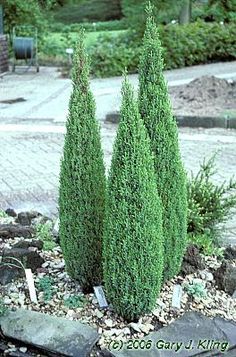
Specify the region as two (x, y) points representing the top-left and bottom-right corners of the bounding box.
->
(170, 76), (236, 117)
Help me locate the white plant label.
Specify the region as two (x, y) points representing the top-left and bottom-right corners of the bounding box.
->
(93, 286), (108, 309)
(25, 269), (38, 304)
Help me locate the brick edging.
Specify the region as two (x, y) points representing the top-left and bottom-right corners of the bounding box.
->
(105, 112), (236, 129)
(0, 35), (9, 73)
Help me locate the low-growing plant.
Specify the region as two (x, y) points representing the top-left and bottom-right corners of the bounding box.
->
(184, 281), (207, 299)
(188, 233), (225, 258)
(187, 154), (236, 244)
(35, 222), (56, 251)
(0, 210), (7, 218)
(0, 298), (8, 316)
(64, 294), (87, 309)
(37, 276), (55, 301)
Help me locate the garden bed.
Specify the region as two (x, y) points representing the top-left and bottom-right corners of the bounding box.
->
(1, 211), (236, 356)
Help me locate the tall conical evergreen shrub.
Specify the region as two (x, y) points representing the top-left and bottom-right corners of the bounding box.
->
(103, 77), (163, 321)
(138, 5), (187, 280)
(59, 32), (106, 293)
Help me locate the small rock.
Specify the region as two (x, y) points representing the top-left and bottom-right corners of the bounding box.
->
(181, 244), (206, 276)
(224, 246), (236, 260)
(158, 315), (167, 324)
(152, 308), (161, 317)
(4, 297), (11, 305)
(156, 298), (166, 309)
(19, 347), (27, 353)
(104, 319), (113, 328)
(139, 323), (154, 334)
(95, 310), (104, 319)
(42, 262), (49, 268)
(214, 262), (236, 295)
(200, 270), (214, 282)
(16, 212), (32, 226)
(52, 261), (65, 270)
(13, 239), (43, 250)
(5, 208), (17, 217)
(129, 322), (142, 332)
(122, 327), (131, 335)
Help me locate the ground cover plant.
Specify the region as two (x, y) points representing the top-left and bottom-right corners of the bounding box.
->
(59, 31), (106, 293)
(37, 277), (55, 302)
(35, 221), (56, 251)
(187, 155), (236, 255)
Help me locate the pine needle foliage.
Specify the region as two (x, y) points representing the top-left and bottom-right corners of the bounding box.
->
(59, 31), (106, 293)
(103, 77), (163, 321)
(138, 4), (187, 280)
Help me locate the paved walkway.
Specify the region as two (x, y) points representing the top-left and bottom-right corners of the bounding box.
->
(0, 63), (236, 244)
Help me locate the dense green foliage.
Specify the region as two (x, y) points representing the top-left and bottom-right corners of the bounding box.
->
(204, 0), (236, 22)
(37, 276), (55, 301)
(187, 155), (236, 254)
(89, 20), (236, 78)
(1, 0), (47, 33)
(35, 222), (56, 251)
(138, 8), (187, 281)
(121, 0), (184, 30)
(54, 0), (122, 23)
(59, 32), (106, 293)
(103, 77), (163, 321)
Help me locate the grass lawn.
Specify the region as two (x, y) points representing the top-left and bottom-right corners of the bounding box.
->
(45, 30), (126, 49)
(39, 29), (126, 66)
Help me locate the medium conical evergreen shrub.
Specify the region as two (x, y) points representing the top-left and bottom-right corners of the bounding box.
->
(103, 77), (163, 321)
(138, 5), (187, 280)
(59, 32), (106, 293)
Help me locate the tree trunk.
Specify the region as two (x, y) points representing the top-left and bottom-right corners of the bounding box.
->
(179, 0), (191, 24)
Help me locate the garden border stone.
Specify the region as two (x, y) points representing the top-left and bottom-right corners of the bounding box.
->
(105, 112), (236, 129)
(0, 309), (99, 357)
(113, 311), (236, 357)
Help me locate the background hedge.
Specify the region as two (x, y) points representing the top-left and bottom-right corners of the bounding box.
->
(89, 21), (236, 78)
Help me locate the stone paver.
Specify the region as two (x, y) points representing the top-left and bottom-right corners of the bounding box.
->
(1, 61), (236, 122)
(0, 124), (235, 244)
(0, 64), (236, 244)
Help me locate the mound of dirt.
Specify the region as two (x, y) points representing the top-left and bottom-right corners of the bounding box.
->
(170, 76), (236, 116)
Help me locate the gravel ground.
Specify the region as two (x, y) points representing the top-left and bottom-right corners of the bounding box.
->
(1, 216), (236, 356)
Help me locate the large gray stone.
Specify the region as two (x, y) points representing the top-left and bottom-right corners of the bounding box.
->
(0, 248), (44, 284)
(214, 262), (236, 295)
(0, 309), (99, 357)
(113, 312), (236, 357)
(181, 244), (206, 276)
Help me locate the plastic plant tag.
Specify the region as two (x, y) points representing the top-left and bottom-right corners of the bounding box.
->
(93, 286), (108, 309)
(171, 284), (182, 310)
(25, 269), (38, 304)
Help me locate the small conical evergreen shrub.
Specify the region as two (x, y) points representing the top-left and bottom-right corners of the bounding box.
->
(103, 76), (163, 321)
(138, 5), (187, 280)
(59, 32), (106, 293)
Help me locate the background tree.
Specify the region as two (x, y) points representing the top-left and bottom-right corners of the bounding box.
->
(179, 0), (192, 24)
(138, 6), (187, 280)
(0, 0), (47, 34)
(59, 32), (106, 293)
(121, 0), (186, 32)
(103, 77), (163, 321)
